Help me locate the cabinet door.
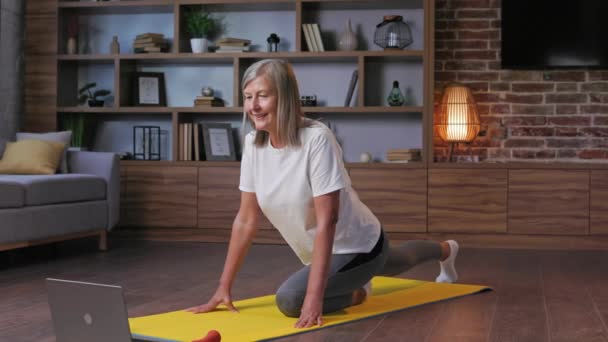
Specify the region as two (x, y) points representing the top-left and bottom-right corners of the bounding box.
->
(349, 168), (427, 232)
(119, 166), (129, 227)
(198, 167), (272, 230)
(122, 166), (198, 228)
(509, 170), (589, 235)
(590, 170), (608, 234)
(428, 169), (507, 233)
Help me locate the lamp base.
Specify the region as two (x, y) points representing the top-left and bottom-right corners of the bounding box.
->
(448, 142), (455, 162)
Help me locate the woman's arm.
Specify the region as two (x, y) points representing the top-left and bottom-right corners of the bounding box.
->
(295, 189), (340, 328)
(187, 191), (262, 313)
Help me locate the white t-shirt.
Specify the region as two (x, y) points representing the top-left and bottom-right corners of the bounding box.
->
(239, 121), (381, 265)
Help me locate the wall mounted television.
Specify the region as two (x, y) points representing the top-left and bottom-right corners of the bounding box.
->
(501, 0), (608, 69)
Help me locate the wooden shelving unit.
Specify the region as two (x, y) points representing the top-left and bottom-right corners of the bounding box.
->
(49, 0), (435, 232)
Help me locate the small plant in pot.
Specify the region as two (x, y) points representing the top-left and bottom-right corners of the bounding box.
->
(78, 82), (111, 107)
(185, 8), (216, 53)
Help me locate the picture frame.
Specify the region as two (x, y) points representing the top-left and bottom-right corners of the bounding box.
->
(133, 72), (166, 106)
(201, 123), (236, 161)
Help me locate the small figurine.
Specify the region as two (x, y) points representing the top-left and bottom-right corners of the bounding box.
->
(267, 33), (280, 52)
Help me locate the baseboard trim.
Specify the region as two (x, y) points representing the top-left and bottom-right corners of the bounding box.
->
(113, 227), (608, 250)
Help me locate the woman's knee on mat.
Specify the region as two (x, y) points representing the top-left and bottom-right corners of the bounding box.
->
(275, 290), (304, 317)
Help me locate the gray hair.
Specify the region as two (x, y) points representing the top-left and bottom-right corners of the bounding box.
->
(241, 59), (309, 148)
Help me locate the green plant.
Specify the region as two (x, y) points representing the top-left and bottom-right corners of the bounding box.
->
(62, 113), (93, 148)
(185, 9), (216, 38)
(78, 82), (111, 104)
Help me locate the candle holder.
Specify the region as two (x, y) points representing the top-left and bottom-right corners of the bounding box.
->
(373, 15), (413, 50)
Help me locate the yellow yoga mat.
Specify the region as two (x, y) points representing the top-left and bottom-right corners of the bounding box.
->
(129, 276), (490, 342)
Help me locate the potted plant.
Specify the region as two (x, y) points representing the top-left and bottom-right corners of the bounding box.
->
(78, 82), (111, 107)
(61, 113), (94, 150)
(184, 8), (216, 53)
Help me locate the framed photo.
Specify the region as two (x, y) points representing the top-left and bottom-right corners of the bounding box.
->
(133, 72), (166, 106)
(202, 123), (236, 161)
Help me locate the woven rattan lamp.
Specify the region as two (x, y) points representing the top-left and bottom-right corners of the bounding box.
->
(436, 83), (481, 162)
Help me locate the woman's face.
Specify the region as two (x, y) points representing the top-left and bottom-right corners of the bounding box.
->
(244, 76), (278, 134)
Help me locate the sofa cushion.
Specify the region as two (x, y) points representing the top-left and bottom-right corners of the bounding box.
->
(17, 131), (72, 173)
(0, 140), (66, 175)
(0, 174), (106, 206)
(0, 179), (25, 208)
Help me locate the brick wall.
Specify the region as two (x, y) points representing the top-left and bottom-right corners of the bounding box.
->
(434, 0), (608, 162)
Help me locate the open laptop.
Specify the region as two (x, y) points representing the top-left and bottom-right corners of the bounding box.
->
(46, 278), (133, 342)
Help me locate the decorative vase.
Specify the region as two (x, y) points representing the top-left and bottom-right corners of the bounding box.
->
(337, 19), (357, 51)
(110, 35), (120, 54)
(190, 38), (208, 53)
(67, 37), (77, 55)
(387, 80), (405, 106)
(201, 86), (214, 97)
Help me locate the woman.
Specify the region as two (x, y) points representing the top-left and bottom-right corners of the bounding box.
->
(187, 59), (458, 328)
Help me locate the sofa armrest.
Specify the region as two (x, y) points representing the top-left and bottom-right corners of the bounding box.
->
(67, 151), (120, 230)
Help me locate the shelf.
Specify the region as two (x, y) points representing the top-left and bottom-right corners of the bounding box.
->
(57, 50), (424, 63)
(304, 106), (423, 113)
(56, 106), (422, 114)
(119, 160), (425, 169)
(58, 0), (173, 14)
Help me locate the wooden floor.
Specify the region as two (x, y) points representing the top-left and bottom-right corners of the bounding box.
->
(1, 237), (608, 342)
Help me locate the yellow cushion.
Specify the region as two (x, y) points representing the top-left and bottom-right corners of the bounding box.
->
(0, 139), (66, 175)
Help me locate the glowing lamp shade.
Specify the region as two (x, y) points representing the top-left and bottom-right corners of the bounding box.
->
(436, 83), (480, 143)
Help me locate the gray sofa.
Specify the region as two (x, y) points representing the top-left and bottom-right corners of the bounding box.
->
(0, 151), (120, 252)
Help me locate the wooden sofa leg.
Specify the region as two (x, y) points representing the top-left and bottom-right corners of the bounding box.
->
(99, 230), (108, 251)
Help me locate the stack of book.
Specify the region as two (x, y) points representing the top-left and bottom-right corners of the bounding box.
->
(302, 23), (324, 52)
(386, 148), (422, 162)
(194, 96), (224, 107)
(178, 123), (204, 161)
(215, 37), (251, 53)
(133, 33), (168, 53)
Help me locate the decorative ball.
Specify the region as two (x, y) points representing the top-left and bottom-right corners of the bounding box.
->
(201, 87), (214, 97)
(360, 152), (372, 163)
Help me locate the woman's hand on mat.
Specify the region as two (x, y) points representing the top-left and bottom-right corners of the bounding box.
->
(295, 296), (323, 328)
(186, 287), (239, 314)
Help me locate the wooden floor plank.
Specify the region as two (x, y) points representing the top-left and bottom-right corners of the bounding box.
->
(489, 249), (549, 342)
(541, 250), (608, 342)
(425, 248), (503, 342)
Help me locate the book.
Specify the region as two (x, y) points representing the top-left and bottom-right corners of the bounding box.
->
(193, 123), (200, 161)
(133, 47), (169, 54)
(302, 24), (315, 52)
(133, 42), (168, 48)
(135, 33), (164, 40)
(216, 37), (251, 45)
(304, 24), (318, 52)
(311, 23), (325, 52)
(134, 37), (166, 44)
(344, 70), (358, 106)
(215, 45), (250, 53)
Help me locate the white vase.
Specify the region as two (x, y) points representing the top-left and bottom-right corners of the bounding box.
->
(337, 19), (357, 51)
(190, 38), (208, 53)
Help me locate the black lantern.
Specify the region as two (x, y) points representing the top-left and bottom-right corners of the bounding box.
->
(373, 15), (413, 50)
(267, 33), (280, 52)
(133, 126), (161, 160)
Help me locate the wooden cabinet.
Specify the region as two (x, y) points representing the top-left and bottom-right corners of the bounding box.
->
(590, 170), (608, 234)
(197, 166), (272, 230)
(428, 169), (507, 233)
(122, 166), (198, 228)
(349, 168), (427, 232)
(508, 170), (589, 235)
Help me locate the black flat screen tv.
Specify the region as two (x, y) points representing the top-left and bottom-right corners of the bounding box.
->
(501, 0), (608, 69)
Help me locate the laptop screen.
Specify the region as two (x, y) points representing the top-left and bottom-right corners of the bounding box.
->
(46, 278), (132, 342)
